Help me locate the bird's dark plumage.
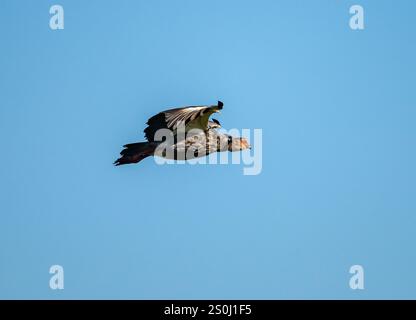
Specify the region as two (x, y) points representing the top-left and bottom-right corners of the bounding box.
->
(144, 101), (223, 141)
(114, 142), (157, 166)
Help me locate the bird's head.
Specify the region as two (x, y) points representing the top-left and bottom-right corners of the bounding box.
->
(227, 136), (251, 152)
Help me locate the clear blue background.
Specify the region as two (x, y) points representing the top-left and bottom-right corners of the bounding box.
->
(1, 0), (415, 299)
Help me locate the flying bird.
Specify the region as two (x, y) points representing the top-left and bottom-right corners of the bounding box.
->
(114, 101), (250, 165)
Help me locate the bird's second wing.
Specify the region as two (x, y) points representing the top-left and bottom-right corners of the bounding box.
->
(144, 101), (223, 141)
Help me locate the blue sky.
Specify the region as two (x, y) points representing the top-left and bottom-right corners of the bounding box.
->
(0, 0), (415, 299)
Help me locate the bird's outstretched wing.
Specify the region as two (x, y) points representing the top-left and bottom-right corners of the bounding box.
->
(144, 101), (223, 142)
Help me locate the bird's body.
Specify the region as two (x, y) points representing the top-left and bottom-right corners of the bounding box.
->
(153, 129), (230, 160)
(114, 101), (250, 166)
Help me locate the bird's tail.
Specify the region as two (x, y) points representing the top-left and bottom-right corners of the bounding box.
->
(114, 142), (156, 166)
